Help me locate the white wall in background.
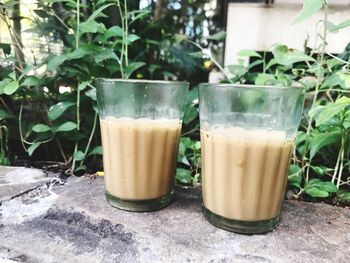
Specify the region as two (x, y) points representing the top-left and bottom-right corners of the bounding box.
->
(224, 1), (350, 66)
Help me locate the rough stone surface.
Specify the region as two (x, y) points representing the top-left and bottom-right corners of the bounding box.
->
(0, 166), (350, 263)
(0, 166), (57, 202)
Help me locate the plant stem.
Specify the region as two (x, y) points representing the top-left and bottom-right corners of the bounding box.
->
(262, 50), (266, 74)
(76, 0), (80, 49)
(2, 13), (24, 70)
(182, 127), (199, 137)
(124, 0), (128, 67)
(117, 0), (125, 77)
(71, 83), (81, 174)
(56, 139), (68, 163)
(72, 0), (81, 174)
(52, 11), (70, 31)
(18, 102), (28, 151)
(80, 112), (98, 166)
(326, 52), (350, 65)
(187, 40), (233, 84)
(303, 3), (328, 181)
(332, 139), (343, 184)
(336, 135), (345, 188)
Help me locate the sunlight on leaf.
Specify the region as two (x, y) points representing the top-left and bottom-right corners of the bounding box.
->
(293, 0), (325, 24)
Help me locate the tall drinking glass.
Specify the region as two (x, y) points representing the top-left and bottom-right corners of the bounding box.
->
(96, 79), (188, 212)
(199, 84), (304, 234)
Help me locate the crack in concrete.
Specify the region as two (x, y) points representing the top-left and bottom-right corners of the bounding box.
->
(0, 181), (62, 225)
(0, 185), (43, 206)
(0, 177), (66, 206)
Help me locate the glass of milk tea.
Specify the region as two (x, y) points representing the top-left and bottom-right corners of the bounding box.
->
(199, 84), (304, 234)
(96, 79), (188, 212)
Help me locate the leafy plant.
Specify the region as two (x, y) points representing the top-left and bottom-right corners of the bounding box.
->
(0, 0), (219, 175)
(180, 0), (350, 201)
(0, 0), (153, 173)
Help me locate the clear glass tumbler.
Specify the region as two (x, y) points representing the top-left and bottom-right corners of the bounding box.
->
(199, 84), (304, 234)
(96, 79), (188, 212)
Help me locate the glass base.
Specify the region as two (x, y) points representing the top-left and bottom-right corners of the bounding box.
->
(105, 190), (174, 212)
(202, 205), (279, 234)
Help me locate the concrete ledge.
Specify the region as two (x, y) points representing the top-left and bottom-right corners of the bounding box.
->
(0, 167), (349, 262)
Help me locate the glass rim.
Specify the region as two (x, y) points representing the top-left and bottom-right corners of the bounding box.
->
(199, 83), (304, 91)
(95, 78), (189, 85)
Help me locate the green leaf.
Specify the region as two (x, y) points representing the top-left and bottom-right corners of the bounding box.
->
(338, 73), (350, 88)
(265, 59), (277, 71)
(309, 131), (340, 159)
(0, 79), (11, 94)
(88, 146), (103, 156)
(28, 141), (42, 156)
(248, 59), (264, 70)
(0, 109), (15, 120)
(78, 81), (90, 91)
(227, 65), (247, 77)
(174, 34), (188, 43)
(194, 141), (201, 150)
(148, 64), (161, 74)
(104, 26), (124, 40)
(55, 121), (77, 132)
(125, 62), (145, 78)
(123, 34), (140, 44)
(66, 48), (90, 60)
(183, 105), (198, 124)
(178, 141), (186, 156)
(74, 164), (87, 172)
(293, 0), (325, 24)
(32, 124), (51, 133)
(128, 9), (151, 24)
(88, 3), (114, 21)
(177, 155), (190, 166)
(79, 20), (100, 34)
(48, 101), (75, 121)
(185, 86), (199, 106)
(237, 49), (262, 58)
(307, 179), (337, 193)
(304, 186), (329, 198)
(163, 71), (177, 78)
(85, 88), (96, 101)
(95, 49), (120, 63)
(74, 150), (85, 161)
(207, 31), (226, 41)
(9, 72), (16, 80)
(21, 76), (41, 86)
(310, 97), (350, 126)
(288, 164), (302, 189)
(176, 168), (192, 184)
(180, 137), (192, 148)
(321, 73), (345, 90)
(327, 19), (350, 33)
(255, 73), (276, 85)
(0, 43), (11, 55)
(4, 81), (19, 95)
(47, 55), (67, 71)
(336, 190), (350, 203)
(272, 45), (315, 66)
(311, 165), (332, 176)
